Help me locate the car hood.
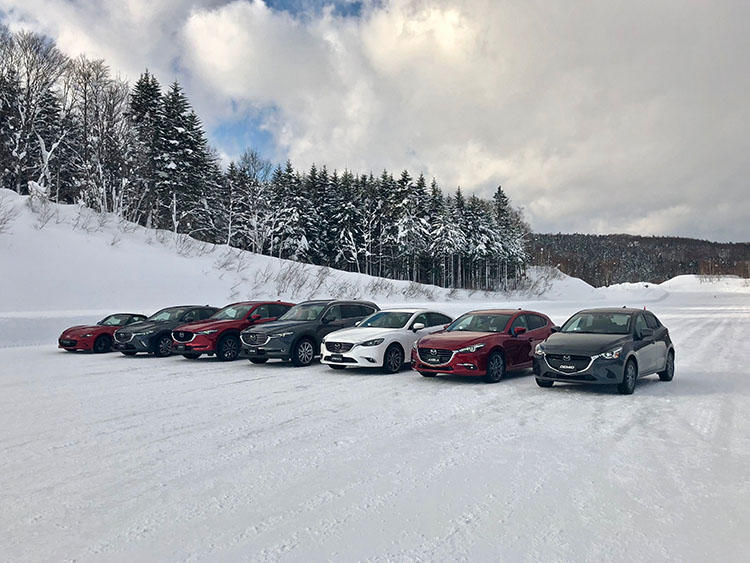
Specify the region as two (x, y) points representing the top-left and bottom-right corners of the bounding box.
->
(61, 325), (100, 337)
(542, 333), (630, 355)
(325, 327), (399, 343)
(417, 331), (491, 350)
(115, 320), (168, 334)
(175, 319), (241, 332)
(243, 319), (312, 334)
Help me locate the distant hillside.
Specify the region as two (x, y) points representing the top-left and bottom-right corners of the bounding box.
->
(528, 233), (750, 287)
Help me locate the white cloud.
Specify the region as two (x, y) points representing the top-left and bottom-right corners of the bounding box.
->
(2, 0), (748, 241)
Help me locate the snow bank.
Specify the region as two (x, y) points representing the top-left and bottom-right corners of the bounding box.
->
(660, 274), (750, 293)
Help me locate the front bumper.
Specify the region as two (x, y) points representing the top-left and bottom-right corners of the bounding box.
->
(113, 335), (153, 353)
(172, 334), (217, 354)
(59, 337), (93, 351)
(239, 335), (293, 360)
(533, 354), (624, 384)
(320, 343), (387, 367)
(410, 349), (485, 376)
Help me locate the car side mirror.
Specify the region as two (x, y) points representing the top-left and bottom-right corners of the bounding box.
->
(354, 320), (361, 326)
(443, 324), (451, 330)
(250, 314), (261, 321)
(513, 326), (527, 336)
(550, 326), (561, 333)
(322, 316), (332, 325)
(412, 322), (425, 332)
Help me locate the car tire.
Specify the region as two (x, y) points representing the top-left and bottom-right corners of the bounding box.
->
(329, 364), (347, 370)
(291, 338), (315, 367)
(217, 334), (240, 361)
(381, 344), (404, 374)
(93, 335), (112, 353)
(182, 353), (201, 360)
(484, 350), (505, 383)
(536, 378), (553, 388)
(153, 334), (173, 357)
(419, 371), (436, 377)
(249, 358), (268, 364)
(658, 351), (675, 381)
(617, 359), (637, 394)
(121, 351), (137, 356)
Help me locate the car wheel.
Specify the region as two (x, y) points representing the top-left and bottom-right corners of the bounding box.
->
(182, 353), (201, 360)
(249, 358), (268, 364)
(93, 335), (112, 353)
(329, 364), (347, 370)
(536, 378), (553, 388)
(419, 371), (436, 377)
(217, 334), (240, 361)
(121, 351), (137, 356)
(658, 351), (675, 381)
(484, 351), (505, 383)
(617, 359), (637, 394)
(154, 335), (173, 357)
(291, 338), (315, 367)
(381, 344), (404, 374)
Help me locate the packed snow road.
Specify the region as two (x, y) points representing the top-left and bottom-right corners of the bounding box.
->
(1, 300), (749, 561)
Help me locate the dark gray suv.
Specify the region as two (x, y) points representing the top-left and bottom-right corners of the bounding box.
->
(239, 300), (379, 366)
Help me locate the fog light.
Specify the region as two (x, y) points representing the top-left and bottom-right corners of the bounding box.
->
(457, 363), (477, 370)
(365, 357), (376, 363)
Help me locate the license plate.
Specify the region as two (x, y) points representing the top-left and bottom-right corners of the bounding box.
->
(331, 354), (344, 362)
(175, 345), (186, 351)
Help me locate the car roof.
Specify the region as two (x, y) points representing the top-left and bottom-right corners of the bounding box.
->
(577, 307), (643, 314)
(380, 308), (430, 313)
(223, 300), (294, 307)
(298, 299), (378, 306)
(464, 309), (533, 315)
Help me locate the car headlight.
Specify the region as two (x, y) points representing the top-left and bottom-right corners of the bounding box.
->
(457, 343), (485, 353)
(196, 329), (218, 335)
(412, 340), (418, 350)
(360, 338), (384, 347)
(600, 347), (622, 360)
(81, 333), (93, 338)
(270, 332), (294, 338)
(534, 343), (545, 356)
(132, 330), (154, 337)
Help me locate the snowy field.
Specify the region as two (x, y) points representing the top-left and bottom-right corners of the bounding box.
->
(1, 191), (750, 560)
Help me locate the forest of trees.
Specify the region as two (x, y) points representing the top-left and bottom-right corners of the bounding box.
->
(529, 233), (750, 286)
(0, 28), (528, 291)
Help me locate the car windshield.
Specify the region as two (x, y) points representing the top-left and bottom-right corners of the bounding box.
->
(97, 314), (131, 326)
(147, 307), (190, 322)
(446, 313), (512, 333)
(279, 303), (328, 321)
(359, 311), (412, 329)
(211, 304), (254, 320)
(561, 312), (632, 335)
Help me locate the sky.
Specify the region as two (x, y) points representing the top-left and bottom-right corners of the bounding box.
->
(0, 0), (748, 242)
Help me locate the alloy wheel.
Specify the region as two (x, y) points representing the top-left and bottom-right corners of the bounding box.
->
(297, 340), (314, 365)
(221, 337), (239, 361)
(158, 336), (172, 357)
(384, 346), (403, 374)
(485, 353), (505, 383)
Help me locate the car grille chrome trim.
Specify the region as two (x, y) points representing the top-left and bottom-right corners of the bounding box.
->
(114, 332), (133, 343)
(325, 342), (354, 353)
(544, 354), (595, 374)
(417, 347), (456, 366)
(241, 333), (270, 346)
(172, 331), (196, 343)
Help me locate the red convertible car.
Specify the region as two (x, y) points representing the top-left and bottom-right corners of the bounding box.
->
(411, 309), (554, 382)
(58, 313), (147, 353)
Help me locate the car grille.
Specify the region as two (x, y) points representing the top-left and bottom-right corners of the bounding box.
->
(546, 353), (591, 372)
(59, 339), (77, 347)
(418, 348), (454, 365)
(114, 332), (133, 343)
(172, 331), (195, 343)
(241, 333), (270, 346)
(326, 342), (353, 353)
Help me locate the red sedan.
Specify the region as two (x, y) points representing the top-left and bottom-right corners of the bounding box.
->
(58, 313), (147, 353)
(172, 301), (294, 361)
(411, 309), (554, 382)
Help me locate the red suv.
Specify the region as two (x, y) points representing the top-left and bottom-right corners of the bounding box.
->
(172, 301), (294, 361)
(411, 309), (554, 382)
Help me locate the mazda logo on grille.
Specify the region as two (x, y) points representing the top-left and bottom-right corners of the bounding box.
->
(430, 349), (438, 355)
(563, 355), (571, 361)
(332, 343), (340, 351)
(179, 332), (185, 339)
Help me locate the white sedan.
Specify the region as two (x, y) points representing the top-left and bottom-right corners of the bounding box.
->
(320, 309), (453, 373)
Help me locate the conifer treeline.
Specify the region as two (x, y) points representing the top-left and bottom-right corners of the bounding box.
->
(0, 28), (528, 290)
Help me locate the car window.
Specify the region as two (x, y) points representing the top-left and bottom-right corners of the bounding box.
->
(412, 313), (429, 327)
(427, 313), (452, 327)
(342, 304), (363, 318)
(634, 314), (649, 336)
(510, 315), (528, 332)
(181, 309), (199, 323)
(527, 314), (547, 330)
(270, 303), (291, 317)
(129, 315), (146, 324)
(200, 308), (216, 320)
(644, 312), (660, 329)
(253, 304), (271, 318)
(359, 305), (377, 317)
(324, 305), (343, 321)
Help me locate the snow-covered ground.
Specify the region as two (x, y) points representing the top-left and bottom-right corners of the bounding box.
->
(1, 190), (749, 560)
